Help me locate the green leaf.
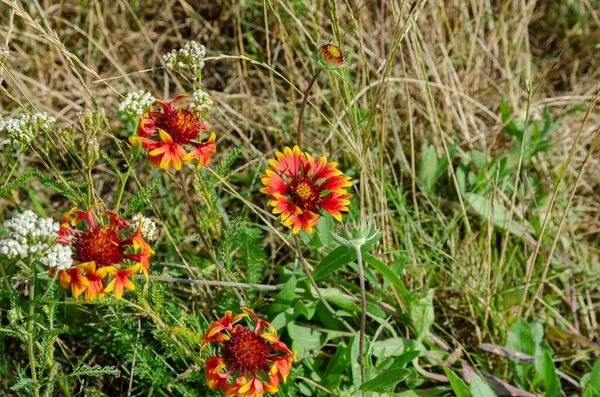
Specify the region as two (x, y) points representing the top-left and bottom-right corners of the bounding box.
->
(466, 192), (527, 238)
(500, 97), (521, 138)
(411, 290), (434, 345)
(372, 338), (414, 358)
(590, 359), (600, 393)
(360, 368), (411, 393)
(389, 350), (420, 369)
(269, 276), (296, 319)
(470, 373), (496, 397)
(312, 236), (381, 281)
(442, 367), (471, 397)
(419, 142), (439, 194)
(541, 351), (561, 397)
(363, 252), (411, 303)
(123, 178), (160, 216)
(313, 245), (354, 281)
(287, 322), (327, 351)
(350, 334), (362, 396)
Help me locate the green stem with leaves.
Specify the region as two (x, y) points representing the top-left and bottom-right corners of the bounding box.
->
(355, 245), (367, 394)
(28, 267), (39, 397)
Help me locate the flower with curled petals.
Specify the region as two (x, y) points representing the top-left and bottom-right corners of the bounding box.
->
(50, 207), (154, 300)
(261, 145), (352, 234)
(201, 308), (296, 397)
(129, 94), (216, 170)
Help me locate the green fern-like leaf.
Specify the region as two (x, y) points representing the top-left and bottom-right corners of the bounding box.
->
(100, 149), (123, 179)
(205, 145), (242, 191)
(150, 281), (165, 310)
(69, 365), (121, 378)
(123, 178), (160, 217)
(169, 326), (202, 345)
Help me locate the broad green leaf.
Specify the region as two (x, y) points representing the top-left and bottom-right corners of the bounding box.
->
(313, 245), (355, 281)
(500, 97), (522, 138)
(590, 359), (600, 392)
(397, 387), (452, 397)
(419, 142), (439, 194)
(323, 342), (350, 391)
(389, 350), (420, 369)
(268, 276), (296, 319)
(470, 373), (496, 397)
(466, 192), (527, 238)
(541, 351), (561, 397)
(442, 367), (471, 397)
(319, 288), (360, 312)
(363, 252), (411, 302)
(359, 368), (410, 393)
(287, 322), (327, 351)
(372, 338), (413, 358)
(411, 290), (434, 345)
(312, 236), (381, 281)
(350, 335), (362, 396)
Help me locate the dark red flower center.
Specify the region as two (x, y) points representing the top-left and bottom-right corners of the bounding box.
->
(73, 226), (124, 267)
(286, 178), (321, 212)
(222, 327), (271, 373)
(320, 44), (344, 65)
(155, 108), (202, 145)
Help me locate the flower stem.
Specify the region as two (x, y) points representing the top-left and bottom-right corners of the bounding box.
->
(293, 235), (355, 333)
(178, 170), (246, 305)
(28, 268), (39, 397)
(0, 260), (11, 292)
(355, 245), (367, 394)
(297, 68), (322, 148)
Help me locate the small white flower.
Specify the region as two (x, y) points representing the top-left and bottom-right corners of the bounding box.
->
(40, 244), (72, 270)
(118, 90), (155, 119)
(189, 89), (213, 121)
(0, 112), (56, 144)
(130, 213), (157, 240)
(0, 210), (70, 266)
(163, 41), (206, 78)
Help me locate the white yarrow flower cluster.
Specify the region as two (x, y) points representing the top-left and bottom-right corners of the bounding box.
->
(130, 213), (157, 240)
(118, 90), (155, 119)
(163, 41), (206, 78)
(0, 112), (56, 145)
(0, 210), (72, 270)
(189, 89), (213, 121)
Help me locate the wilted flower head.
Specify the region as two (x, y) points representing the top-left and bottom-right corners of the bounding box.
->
(201, 308), (296, 397)
(331, 218), (379, 248)
(163, 41), (206, 81)
(313, 41), (347, 71)
(118, 90), (155, 119)
(52, 206), (155, 300)
(0, 210), (72, 270)
(261, 146), (352, 234)
(129, 94), (216, 170)
(0, 112), (56, 145)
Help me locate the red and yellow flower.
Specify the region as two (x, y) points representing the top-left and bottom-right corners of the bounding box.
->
(129, 94), (216, 170)
(201, 308), (296, 397)
(261, 146), (352, 234)
(51, 207), (154, 300)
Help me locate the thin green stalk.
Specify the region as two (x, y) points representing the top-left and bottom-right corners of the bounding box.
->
(354, 245), (367, 394)
(297, 68), (322, 148)
(1, 148), (24, 189)
(28, 267), (39, 397)
(293, 235), (355, 333)
(0, 260), (11, 292)
(114, 167), (131, 212)
(178, 170), (246, 305)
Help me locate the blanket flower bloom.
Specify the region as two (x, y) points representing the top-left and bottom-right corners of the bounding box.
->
(50, 207), (154, 300)
(201, 308), (296, 397)
(261, 146), (352, 234)
(129, 94), (216, 170)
